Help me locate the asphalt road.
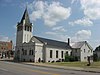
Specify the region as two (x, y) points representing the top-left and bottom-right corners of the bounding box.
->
(0, 61), (100, 75)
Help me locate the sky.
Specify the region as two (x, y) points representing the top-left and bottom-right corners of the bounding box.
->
(0, 0), (100, 49)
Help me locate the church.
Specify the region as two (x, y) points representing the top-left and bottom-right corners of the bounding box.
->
(15, 8), (93, 62)
(14, 8), (72, 62)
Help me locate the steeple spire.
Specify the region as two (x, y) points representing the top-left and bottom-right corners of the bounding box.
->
(20, 7), (31, 25)
(16, 7), (33, 44)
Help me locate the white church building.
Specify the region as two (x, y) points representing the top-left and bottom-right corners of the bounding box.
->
(15, 8), (72, 62)
(15, 8), (93, 62)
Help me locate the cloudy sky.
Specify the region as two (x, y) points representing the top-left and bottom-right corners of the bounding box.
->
(0, 0), (100, 49)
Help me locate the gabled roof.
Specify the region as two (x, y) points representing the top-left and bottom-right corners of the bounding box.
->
(72, 41), (85, 49)
(33, 36), (72, 50)
(72, 41), (93, 50)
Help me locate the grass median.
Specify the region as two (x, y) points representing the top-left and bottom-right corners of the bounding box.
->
(45, 62), (100, 68)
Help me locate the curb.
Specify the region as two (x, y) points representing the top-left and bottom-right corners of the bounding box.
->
(23, 63), (100, 73)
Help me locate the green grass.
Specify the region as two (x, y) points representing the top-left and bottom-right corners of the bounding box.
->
(46, 62), (100, 68)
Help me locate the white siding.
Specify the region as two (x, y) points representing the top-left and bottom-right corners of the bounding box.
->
(23, 30), (33, 43)
(15, 42), (35, 61)
(81, 44), (93, 62)
(45, 47), (71, 62)
(34, 43), (43, 62)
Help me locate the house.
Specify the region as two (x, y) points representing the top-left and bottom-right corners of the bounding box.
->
(0, 41), (13, 58)
(71, 41), (93, 62)
(15, 7), (72, 62)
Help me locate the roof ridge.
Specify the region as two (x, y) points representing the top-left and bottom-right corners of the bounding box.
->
(34, 36), (67, 43)
(32, 36), (72, 49)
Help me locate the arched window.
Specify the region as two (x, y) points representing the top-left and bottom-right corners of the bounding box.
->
(27, 26), (29, 31)
(32, 50), (33, 55)
(29, 50), (31, 55)
(22, 48), (24, 55)
(29, 50), (34, 55)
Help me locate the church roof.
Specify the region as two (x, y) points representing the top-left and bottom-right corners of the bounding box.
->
(20, 7), (31, 26)
(33, 36), (72, 49)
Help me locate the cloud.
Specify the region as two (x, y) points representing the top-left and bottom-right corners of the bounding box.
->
(29, 1), (71, 27)
(75, 30), (91, 40)
(30, 1), (44, 21)
(52, 26), (66, 32)
(45, 31), (69, 42)
(30, 11), (42, 21)
(71, 0), (79, 4)
(0, 35), (10, 41)
(45, 30), (91, 43)
(45, 32), (57, 35)
(71, 30), (91, 42)
(80, 0), (100, 20)
(69, 17), (93, 26)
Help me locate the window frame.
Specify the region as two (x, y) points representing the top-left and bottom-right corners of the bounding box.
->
(50, 50), (53, 58)
(56, 50), (58, 58)
(61, 51), (63, 58)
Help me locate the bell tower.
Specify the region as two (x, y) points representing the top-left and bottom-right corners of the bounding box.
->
(16, 7), (33, 45)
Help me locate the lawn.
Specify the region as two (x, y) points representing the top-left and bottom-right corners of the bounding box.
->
(46, 62), (100, 68)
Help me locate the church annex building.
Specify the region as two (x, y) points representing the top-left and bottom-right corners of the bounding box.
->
(15, 8), (93, 62)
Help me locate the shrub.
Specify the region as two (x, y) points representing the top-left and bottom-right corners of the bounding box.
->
(65, 55), (78, 62)
(74, 56), (78, 61)
(69, 56), (75, 62)
(93, 53), (100, 61)
(65, 55), (70, 62)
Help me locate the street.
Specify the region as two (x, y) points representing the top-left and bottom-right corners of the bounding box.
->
(0, 61), (99, 75)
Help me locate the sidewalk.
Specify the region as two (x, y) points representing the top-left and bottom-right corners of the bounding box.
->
(0, 57), (14, 61)
(23, 62), (100, 73)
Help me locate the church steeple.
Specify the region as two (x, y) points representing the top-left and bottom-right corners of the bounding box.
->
(17, 7), (32, 31)
(16, 7), (33, 45)
(20, 7), (31, 26)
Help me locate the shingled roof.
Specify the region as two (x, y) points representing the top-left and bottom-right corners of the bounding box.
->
(19, 7), (32, 26)
(72, 41), (93, 50)
(34, 36), (72, 50)
(72, 41), (85, 49)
